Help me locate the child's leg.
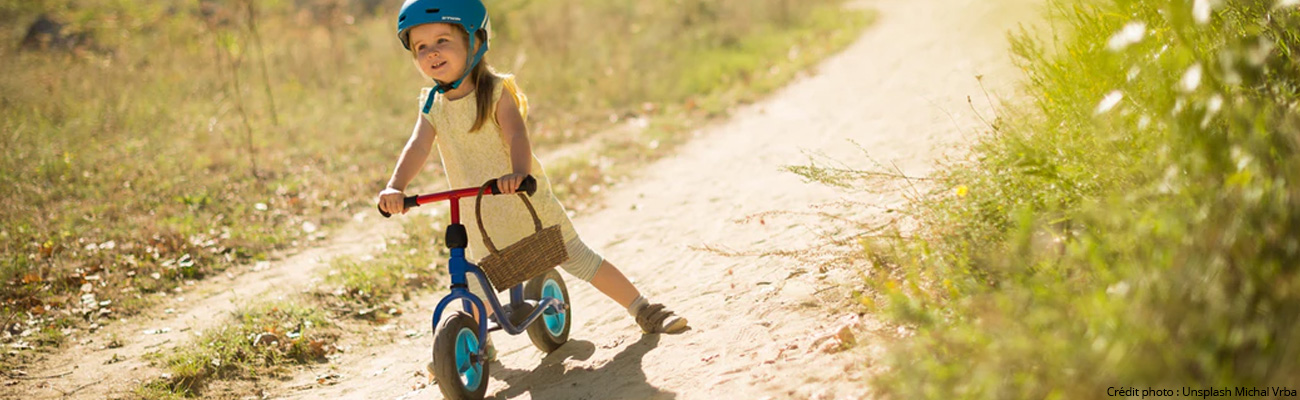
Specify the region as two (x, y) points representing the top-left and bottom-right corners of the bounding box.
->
(584, 259), (688, 334)
(469, 307), (492, 323)
(558, 236), (688, 334)
(587, 259), (640, 308)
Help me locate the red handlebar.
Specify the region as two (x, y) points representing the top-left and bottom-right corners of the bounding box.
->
(378, 176), (538, 220)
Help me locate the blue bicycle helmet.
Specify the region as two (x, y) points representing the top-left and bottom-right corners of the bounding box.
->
(397, 0), (491, 112)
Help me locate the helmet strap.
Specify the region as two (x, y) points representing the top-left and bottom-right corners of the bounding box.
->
(423, 34), (489, 114)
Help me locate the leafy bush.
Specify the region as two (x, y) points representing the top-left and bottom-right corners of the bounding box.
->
(810, 0), (1300, 397)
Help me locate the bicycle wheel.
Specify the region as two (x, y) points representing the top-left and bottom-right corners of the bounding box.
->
(524, 269), (570, 353)
(432, 312), (489, 399)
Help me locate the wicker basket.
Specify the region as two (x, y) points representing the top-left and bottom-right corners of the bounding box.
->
(474, 182), (569, 292)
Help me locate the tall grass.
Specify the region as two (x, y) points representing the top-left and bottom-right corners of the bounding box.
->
(788, 0), (1299, 397)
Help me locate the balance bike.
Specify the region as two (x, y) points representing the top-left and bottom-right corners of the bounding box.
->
(380, 176), (570, 399)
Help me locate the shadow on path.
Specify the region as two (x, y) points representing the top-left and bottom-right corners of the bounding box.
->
(488, 335), (675, 400)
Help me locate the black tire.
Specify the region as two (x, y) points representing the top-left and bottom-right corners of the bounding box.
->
(432, 312), (489, 400)
(524, 269), (571, 353)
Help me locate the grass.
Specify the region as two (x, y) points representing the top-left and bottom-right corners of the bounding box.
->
(2, 0), (392, 367)
(787, 0), (1300, 397)
(318, 213), (445, 321)
(137, 301), (338, 398)
(0, 0), (872, 371)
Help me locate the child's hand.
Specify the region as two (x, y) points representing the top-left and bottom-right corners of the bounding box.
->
(497, 173), (527, 194)
(378, 187), (408, 215)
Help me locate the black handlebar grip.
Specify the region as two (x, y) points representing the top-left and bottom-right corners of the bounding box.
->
(520, 175), (538, 196)
(378, 195), (421, 218)
(488, 175), (538, 196)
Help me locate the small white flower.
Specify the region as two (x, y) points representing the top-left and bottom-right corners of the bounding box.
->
(1193, 0), (1213, 24)
(1107, 281), (1131, 297)
(1180, 64), (1203, 92)
(1095, 90), (1124, 115)
(1107, 22), (1146, 52)
(1206, 95), (1224, 114)
(1202, 95), (1225, 128)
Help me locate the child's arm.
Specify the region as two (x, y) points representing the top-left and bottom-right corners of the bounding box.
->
(495, 91), (532, 194)
(378, 113), (437, 215)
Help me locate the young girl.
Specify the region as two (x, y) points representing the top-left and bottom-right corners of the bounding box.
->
(377, 0), (688, 338)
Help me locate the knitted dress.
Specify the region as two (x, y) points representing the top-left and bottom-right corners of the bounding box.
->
(418, 74), (601, 290)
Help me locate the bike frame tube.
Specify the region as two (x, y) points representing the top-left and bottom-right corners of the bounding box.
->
(509, 286), (525, 307)
(431, 248), (568, 340)
(411, 187), (485, 224)
(507, 295), (566, 334)
(432, 248), (490, 341)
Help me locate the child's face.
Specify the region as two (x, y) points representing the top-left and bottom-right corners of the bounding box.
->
(408, 23), (471, 84)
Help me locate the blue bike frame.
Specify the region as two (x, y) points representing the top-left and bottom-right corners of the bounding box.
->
(430, 247), (567, 344)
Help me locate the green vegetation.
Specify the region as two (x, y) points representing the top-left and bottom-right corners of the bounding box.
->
(138, 301), (337, 398)
(793, 0), (1299, 397)
(0, 0), (872, 368)
(319, 213), (444, 321)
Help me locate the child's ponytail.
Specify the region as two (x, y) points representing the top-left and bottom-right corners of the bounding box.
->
(469, 30), (496, 133)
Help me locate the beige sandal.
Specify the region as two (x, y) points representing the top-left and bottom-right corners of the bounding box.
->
(634, 303), (689, 334)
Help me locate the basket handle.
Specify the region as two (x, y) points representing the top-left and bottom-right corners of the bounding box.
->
(474, 179), (544, 255)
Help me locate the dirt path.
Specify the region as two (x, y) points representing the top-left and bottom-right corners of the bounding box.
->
(266, 1), (1040, 399)
(3, 0), (1039, 398)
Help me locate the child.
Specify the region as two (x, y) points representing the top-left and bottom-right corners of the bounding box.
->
(377, 0), (688, 338)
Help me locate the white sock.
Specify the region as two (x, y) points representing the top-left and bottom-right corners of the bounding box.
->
(627, 295), (648, 316)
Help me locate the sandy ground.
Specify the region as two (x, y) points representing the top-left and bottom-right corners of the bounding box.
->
(3, 0), (1041, 398)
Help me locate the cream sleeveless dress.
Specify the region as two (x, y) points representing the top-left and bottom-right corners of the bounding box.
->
(419, 74), (602, 294)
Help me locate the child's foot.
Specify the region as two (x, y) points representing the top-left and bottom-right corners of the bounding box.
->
(634, 303), (689, 334)
(484, 336), (498, 362)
